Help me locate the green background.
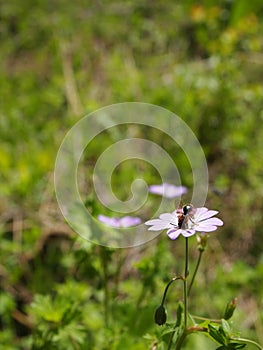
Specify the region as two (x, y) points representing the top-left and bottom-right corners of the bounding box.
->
(1, 1), (263, 349)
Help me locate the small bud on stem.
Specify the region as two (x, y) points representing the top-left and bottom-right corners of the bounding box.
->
(224, 297), (237, 320)
(196, 233), (209, 252)
(154, 305), (167, 326)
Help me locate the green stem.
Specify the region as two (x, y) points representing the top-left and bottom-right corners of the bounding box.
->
(173, 238), (189, 350)
(114, 249), (124, 298)
(232, 338), (263, 350)
(167, 324), (179, 350)
(190, 314), (221, 323)
(188, 250), (203, 297)
(161, 276), (183, 305)
(167, 238), (190, 350)
(175, 332), (187, 350)
(100, 247), (109, 327)
(183, 237), (189, 330)
(166, 278), (184, 350)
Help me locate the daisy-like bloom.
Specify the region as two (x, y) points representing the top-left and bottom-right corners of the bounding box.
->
(145, 207), (223, 240)
(98, 214), (141, 228)
(148, 183), (187, 198)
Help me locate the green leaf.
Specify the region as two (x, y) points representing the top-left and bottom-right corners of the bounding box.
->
(221, 319), (231, 334)
(175, 301), (184, 328)
(229, 343), (246, 349)
(52, 323), (86, 345)
(215, 343), (247, 350)
(208, 324), (227, 346)
(160, 323), (177, 337)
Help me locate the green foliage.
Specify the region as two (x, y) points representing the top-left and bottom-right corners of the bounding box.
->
(207, 320), (246, 349)
(28, 282), (91, 349)
(1, 0), (263, 349)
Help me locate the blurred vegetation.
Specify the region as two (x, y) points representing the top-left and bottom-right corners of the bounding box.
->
(1, 0), (263, 349)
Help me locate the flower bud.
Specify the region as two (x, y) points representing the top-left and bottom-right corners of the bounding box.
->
(154, 305), (167, 326)
(196, 233), (209, 252)
(224, 297), (237, 320)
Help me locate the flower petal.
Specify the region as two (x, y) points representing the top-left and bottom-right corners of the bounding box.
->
(147, 225), (168, 231)
(200, 218), (223, 226)
(195, 224), (219, 232)
(159, 213), (175, 221)
(194, 207), (208, 219)
(167, 228), (181, 240)
(197, 210), (219, 222)
(195, 217), (223, 228)
(119, 216), (141, 227)
(148, 185), (164, 195)
(163, 184), (187, 198)
(98, 215), (120, 227)
(149, 183), (187, 198)
(181, 229), (196, 237)
(145, 219), (170, 227)
(145, 218), (171, 231)
(145, 219), (163, 226)
(194, 207), (212, 221)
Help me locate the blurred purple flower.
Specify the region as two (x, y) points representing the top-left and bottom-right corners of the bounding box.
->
(148, 183), (187, 198)
(98, 214), (141, 228)
(145, 207), (223, 240)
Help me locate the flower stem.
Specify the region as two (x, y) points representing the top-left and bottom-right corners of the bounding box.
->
(188, 250), (203, 297)
(173, 238), (189, 350)
(100, 247), (109, 327)
(161, 276), (183, 306)
(175, 331), (187, 350)
(167, 238), (190, 350)
(190, 314), (221, 323)
(184, 237), (189, 330)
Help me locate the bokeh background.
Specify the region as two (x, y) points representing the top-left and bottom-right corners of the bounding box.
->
(1, 1), (263, 349)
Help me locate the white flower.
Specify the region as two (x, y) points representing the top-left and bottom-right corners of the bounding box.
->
(148, 183), (187, 198)
(145, 207), (223, 240)
(98, 214), (141, 228)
